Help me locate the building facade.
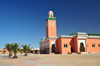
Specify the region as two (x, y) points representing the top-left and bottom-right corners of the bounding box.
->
(39, 11), (100, 54)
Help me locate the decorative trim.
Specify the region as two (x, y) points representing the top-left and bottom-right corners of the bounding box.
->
(78, 34), (88, 35)
(77, 37), (87, 39)
(48, 37), (58, 39)
(46, 17), (56, 21)
(77, 32), (87, 34)
(50, 22), (55, 26)
(78, 40), (86, 52)
(51, 42), (55, 46)
(88, 36), (100, 37)
(69, 33), (100, 37)
(39, 37), (58, 43)
(87, 37), (100, 39)
(59, 35), (73, 38)
(88, 33), (100, 36)
(69, 33), (77, 36)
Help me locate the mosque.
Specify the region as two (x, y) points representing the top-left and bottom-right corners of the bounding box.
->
(39, 11), (100, 54)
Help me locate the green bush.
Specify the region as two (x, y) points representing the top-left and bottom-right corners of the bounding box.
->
(3, 50), (6, 53)
(35, 50), (38, 53)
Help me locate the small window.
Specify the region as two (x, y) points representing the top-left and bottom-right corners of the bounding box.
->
(92, 44), (95, 47)
(64, 44), (66, 47)
(87, 45), (88, 47)
(50, 14), (52, 18)
(66, 44), (68, 47)
(98, 44), (100, 47)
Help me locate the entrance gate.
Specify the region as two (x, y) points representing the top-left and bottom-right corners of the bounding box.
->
(80, 42), (85, 52)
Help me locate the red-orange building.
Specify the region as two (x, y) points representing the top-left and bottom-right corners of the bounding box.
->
(39, 11), (100, 54)
(0, 48), (9, 54)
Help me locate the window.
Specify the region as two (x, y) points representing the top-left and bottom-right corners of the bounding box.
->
(66, 44), (68, 47)
(50, 22), (54, 26)
(92, 44), (95, 47)
(64, 44), (68, 47)
(98, 44), (100, 47)
(87, 45), (88, 47)
(50, 14), (52, 18)
(87, 43), (89, 47)
(64, 44), (66, 47)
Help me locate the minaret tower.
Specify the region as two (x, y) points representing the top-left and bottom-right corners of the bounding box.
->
(46, 10), (57, 38)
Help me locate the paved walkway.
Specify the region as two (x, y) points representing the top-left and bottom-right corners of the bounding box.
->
(0, 53), (58, 66)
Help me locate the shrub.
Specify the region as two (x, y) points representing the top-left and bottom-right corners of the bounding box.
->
(3, 50), (6, 53)
(35, 50), (38, 53)
(21, 44), (31, 56)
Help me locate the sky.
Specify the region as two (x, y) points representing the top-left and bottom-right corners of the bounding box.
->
(0, 0), (100, 49)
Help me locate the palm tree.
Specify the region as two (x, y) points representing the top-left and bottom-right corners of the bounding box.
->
(28, 48), (31, 53)
(5, 43), (13, 57)
(19, 49), (24, 54)
(12, 43), (20, 58)
(31, 47), (34, 49)
(21, 44), (30, 56)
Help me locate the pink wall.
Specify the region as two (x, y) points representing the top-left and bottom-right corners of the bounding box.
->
(73, 37), (78, 52)
(56, 37), (74, 54)
(86, 38), (100, 52)
(61, 37), (72, 53)
(56, 38), (62, 53)
(46, 21), (57, 38)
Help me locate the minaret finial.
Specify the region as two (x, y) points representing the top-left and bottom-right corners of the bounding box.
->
(49, 10), (52, 12)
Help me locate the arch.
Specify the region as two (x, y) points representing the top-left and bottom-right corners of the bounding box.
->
(80, 42), (85, 52)
(50, 14), (52, 18)
(52, 44), (55, 53)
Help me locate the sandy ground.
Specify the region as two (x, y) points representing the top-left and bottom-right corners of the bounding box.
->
(37, 53), (100, 66)
(0, 53), (100, 66)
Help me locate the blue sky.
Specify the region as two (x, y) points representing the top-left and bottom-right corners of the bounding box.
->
(0, 0), (100, 49)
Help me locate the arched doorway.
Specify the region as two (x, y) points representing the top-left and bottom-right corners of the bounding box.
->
(80, 42), (85, 52)
(30, 51), (33, 53)
(71, 47), (73, 52)
(52, 44), (55, 53)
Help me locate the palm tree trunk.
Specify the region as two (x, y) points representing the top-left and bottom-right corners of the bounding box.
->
(25, 53), (28, 56)
(13, 54), (18, 58)
(21, 52), (22, 54)
(9, 51), (12, 57)
(9, 53), (12, 57)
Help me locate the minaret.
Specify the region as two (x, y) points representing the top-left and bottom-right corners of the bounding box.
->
(46, 10), (57, 38)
